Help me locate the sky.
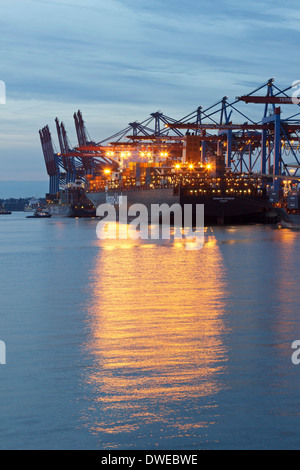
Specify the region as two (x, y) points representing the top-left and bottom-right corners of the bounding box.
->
(1, 0), (300, 195)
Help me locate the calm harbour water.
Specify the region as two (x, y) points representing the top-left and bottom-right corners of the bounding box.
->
(1, 212), (300, 450)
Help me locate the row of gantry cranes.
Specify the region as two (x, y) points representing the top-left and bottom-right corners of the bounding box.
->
(39, 78), (300, 197)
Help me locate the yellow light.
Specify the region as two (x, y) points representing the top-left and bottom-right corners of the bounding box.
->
(104, 169), (111, 175)
(175, 164), (181, 169)
(206, 164), (212, 170)
(189, 164), (194, 169)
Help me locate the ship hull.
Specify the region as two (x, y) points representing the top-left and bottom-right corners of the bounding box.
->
(180, 192), (270, 225)
(87, 188), (270, 225)
(47, 204), (96, 218)
(276, 209), (300, 230)
(47, 204), (74, 217)
(87, 187), (179, 212)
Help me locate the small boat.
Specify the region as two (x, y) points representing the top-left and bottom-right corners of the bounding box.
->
(0, 209), (12, 215)
(26, 209), (51, 219)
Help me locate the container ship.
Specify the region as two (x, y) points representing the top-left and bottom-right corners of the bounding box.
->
(46, 182), (96, 217)
(39, 80), (300, 225)
(270, 182), (300, 229)
(85, 153), (270, 225)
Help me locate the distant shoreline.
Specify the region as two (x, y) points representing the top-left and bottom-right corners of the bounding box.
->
(0, 197), (46, 212)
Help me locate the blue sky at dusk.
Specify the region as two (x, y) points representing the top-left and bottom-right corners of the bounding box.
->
(1, 0), (300, 193)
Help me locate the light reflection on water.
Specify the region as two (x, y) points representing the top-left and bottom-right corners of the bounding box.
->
(82, 228), (230, 448)
(3, 214), (300, 449)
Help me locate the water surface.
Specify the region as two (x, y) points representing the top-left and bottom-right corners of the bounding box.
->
(0, 213), (300, 450)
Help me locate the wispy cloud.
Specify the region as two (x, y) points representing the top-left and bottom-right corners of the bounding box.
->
(1, 0), (300, 179)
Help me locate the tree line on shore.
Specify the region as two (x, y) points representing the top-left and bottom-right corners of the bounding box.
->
(0, 198), (46, 211)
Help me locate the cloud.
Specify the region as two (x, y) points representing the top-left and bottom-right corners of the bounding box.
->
(1, 0), (300, 180)
(2, 0), (298, 104)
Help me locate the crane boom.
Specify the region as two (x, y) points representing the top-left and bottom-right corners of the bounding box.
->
(238, 96), (296, 104)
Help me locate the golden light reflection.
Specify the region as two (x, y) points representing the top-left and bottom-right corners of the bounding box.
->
(271, 228), (300, 343)
(82, 230), (229, 441)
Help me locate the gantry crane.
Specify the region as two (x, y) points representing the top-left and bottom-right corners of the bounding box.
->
(40, 79), (300, 197)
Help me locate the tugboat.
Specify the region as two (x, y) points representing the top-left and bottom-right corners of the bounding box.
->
(0, 207), (12, 215)
(26, 208), (51, 219)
